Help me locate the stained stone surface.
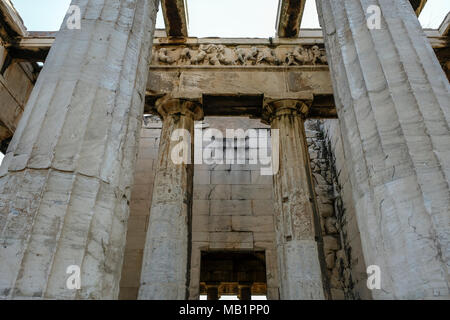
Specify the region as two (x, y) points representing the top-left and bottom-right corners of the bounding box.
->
(313, 119), (372, 300)
(0, 0), (35, 154)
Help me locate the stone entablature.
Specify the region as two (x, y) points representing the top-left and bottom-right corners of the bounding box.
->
(152, 42), (328, 67)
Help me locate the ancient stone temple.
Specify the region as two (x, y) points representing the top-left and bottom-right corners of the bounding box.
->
(0, 0), (448, 300)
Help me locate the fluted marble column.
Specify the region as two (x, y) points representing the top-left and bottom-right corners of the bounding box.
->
(317, 0), (450, 299)
(139, 95), (203, 300)
(262, 95), (326, 300)
(0, 0), (159, 299)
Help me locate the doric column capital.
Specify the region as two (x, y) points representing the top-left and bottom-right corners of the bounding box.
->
(262, 93), (313, 124)
(154, 93), (204, 121)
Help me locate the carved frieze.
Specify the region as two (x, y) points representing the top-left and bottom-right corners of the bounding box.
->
(151, 44), (328, 67)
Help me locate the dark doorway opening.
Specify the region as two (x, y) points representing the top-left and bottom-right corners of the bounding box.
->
(199, 251), (267, 300)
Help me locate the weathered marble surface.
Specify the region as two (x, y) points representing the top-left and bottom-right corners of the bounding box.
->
(317, 0), (450, 299)
(0, 0), (159, 299)
(262, 95), (326, 299)
(138, 95), (203, 300)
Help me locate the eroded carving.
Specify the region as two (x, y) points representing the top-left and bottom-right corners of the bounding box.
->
(217, 45), (234, 65)
(157, 48), (175, 64)
(236, 46), (259, 65)
(287, 45), (328, 66)
(257, 47), (281, 65)
(152, 44), (328, 67)
(190, 44), (208, 64)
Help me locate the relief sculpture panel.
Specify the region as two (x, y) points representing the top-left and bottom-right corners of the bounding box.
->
(152, 44), (328, 67)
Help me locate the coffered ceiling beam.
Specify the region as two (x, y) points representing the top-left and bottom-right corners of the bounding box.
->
(276, 0), (307, 38)
(161, 0), (189, 37)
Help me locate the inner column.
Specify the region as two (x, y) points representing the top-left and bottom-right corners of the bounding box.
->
(138, 95), (204, 300)
(262, 94), (326, 300)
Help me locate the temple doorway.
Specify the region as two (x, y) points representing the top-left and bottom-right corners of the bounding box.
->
(199, 251), (268, 300)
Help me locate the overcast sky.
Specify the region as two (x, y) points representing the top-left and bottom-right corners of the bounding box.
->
(9, 0), (450, 34)
(0, 0), (449, 163)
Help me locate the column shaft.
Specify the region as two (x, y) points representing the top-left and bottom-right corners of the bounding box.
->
(264, 99), (326, 300)
(138, 96), (203, 300)
(317, 0), (450, 299)
(0, 0), (159, 299)
(239, 285), (252, 301)
(206, 286), (219, 300)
